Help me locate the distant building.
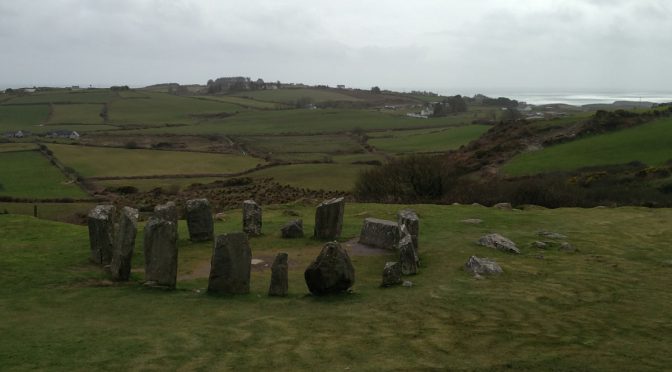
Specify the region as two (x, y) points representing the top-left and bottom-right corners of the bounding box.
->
(2, 130), (30, 138)
(47, 130), (80, 140)
(337, 85), (346, 89)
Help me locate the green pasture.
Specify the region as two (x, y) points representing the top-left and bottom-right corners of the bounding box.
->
(95, 177), (228, 193)
(48, 104), (104, 125)
(249, 163), (373, 191)
(0, 202), (95, 222)
(2, 204), (672, 370)
(0, 151), (88, 198)
(504, 117), (672, 176)
(196, 96), (286, 109)
(237, 134), (364, 154)
(0, 143), (38, 152)
(0, 105), (49, 131)
(4, 90), (119, 104)
(47, 144), (265, 178)
(369, 125), (490, 153)
(233, 88), (360, 104)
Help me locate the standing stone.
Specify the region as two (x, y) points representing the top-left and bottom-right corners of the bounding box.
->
(110, 207), (138, 281)
(186, 198), (214, 242)
(281, 219), (304, 238)
(398, 230), (418, 275)
(87, 205), (116, 265)
(313, 197), (345, 240)
(154, 201), (178, 237)
(381, 262), (402, 287)
(397, 209), (420, 251)
(304, 241), (355, 295)
(208, 233), (252, 294)
(268, 252), (289, 297)
(242, 200), (262, 236)
(358, 218), (401, 250)
(143, 216), (178, 288)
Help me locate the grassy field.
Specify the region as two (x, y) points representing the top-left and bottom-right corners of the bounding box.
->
(1, 204), (671, 370)
(237, 134), (364, 154)
(4, 90), (119, 104)
(196, 96), (287, 109)
(48, 104), (104, 125)
(0, 202), (95, 222)
(249, 163), (374, 191)
(0, 151), (88, 198)
(368, 125), (490, 154)
(0, 105), (49, 131)
(47, 144), (265, 178)
(504, 117), (672, 176)
(233, 88), (360, 104)
(0, 143), (38, 152)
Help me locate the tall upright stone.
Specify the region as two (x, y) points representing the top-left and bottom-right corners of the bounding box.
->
(268, 252), (289, 297)
(186, 198), (214, 242)
(397, 209), (420, 252)
(304, 241), (355, 295)
(313, 197), (345, 240)
(154, 201), (178, 237)
(208, 233), (252, 294)
(87, 205), (116, 265)
(358, 218), (401, 250)
(110, 207), (138, 281)
(398, 229), (418, 275)
(143, 216), (178, 288)
(242, 200), (262, 236)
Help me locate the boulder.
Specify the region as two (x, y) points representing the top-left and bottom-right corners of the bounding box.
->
(381, 262), (402, 287)
(110, 207), (138, 281)
(398, 230), (418, 275)
(478, 233), (520, 254)
(143, 216), (178, 288)
(304, 241), (355, 295)
(358, 218), (401, 250)
(268, 252), (289, 296)
(242, 200), (262, 236)
(313, 197), (345, 240)
(464, 256), (503, 275)
(87, 205), (116, 265)
(538, 230), (567, 240)
(281, 219), (304, 239)
(559, 242), (576, 252)
(531, 241), (548, 249)
(397, 209), (419, 251)
(493, 202), (512, 210)
(186, 198), (214, 242)
(208, 233), (251, 294)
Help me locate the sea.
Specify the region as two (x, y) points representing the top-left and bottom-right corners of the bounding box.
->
(450, 91), (672, 106)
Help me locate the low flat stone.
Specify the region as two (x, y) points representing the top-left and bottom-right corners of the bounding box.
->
(559, 242), (576, 252)
(464, 256), (503, 275)
(358, 218), (401, 250)
(462, 219), (483, 224)
(538, 230), (568, 240)
(493, 202), (512, 210)
(531, 241), (548, 249)
(281, 219), (304, 239)
(381, 262), (402, 287)
(478, 233), (520, 254)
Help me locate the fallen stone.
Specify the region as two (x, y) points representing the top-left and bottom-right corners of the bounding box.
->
(538, 230), (567, 240)
(242, 200), (262, 236)
(251, 258), (265, 265)
(398, 230), (418, 275)
(186, 198), (214, 242)
(462, 218), (483, 224)
(559, 242), (576, 252)
(397, 209), (419, 251)
(478, 233), (520, 254)
(87, 205), (116, 265)
(208, 233), (252, 294)
(493, 202), (512, 210)
(268, 252), (288, 296)
(281, 219), (304, 238)
(304, 241), (355, 295)
(358, 218), (401, 250)
(110, 207), (138, 281)
(143, 216), (178, 288)
(314, 197), (345, 240)
(402, 280), (414, 287)
(464, 256), (503, 275)
(531, 241), (548, 249)
(381, 262), (402, 287)
(214, 212), (227, 221)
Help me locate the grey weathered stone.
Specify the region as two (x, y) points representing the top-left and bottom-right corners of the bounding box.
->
(242, 200), (262, 236)
(143, 216), (178, 288)
(381, 261), (402, 287)
(478, 233), (520, 254)
(268, 252), (288, 296)
(531, 241), (548, 249)
(462, 218), (483, 224)
(464, 256), (503, 275)
(397, 209), (419, 251)
(186, 198), (214, 242)
(398, 231), (418, 275)
(304, 241), (355, 295)
(358, 218), (401, 250)
(402, 280), (414, 287)
(281, 219), (304, 239)
(208, 233), (251, 294)
(87, 205), (116, 265)
(493, 202), (512, 210)
(110, 207), (138, 281)
(313, 197), (345, 240)
(538, 230), (567, 240)
(154, 201), (178, 238)
(559, 242), (576, 252)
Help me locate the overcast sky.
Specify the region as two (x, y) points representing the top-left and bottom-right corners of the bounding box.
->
(1, 0), (670, 93)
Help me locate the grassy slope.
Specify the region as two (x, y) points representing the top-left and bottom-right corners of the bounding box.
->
(0, 202), (95, 221)
(504, 117), (672, 176)
(47, 144), (265, 177)
(4, 90), (119, 104)
(369, 125), (490, 153)
(1, 204), (671, 370)
(48, 104), (104, 125)
(0, 151), (88, 198)
(238, 134), (363, 154)
(195, 96), (286, 109)
(249, 163), (373, 191)
(233, 88), (360, 104)
(0, 105), (50, 131)
(0, 143), (38, 152)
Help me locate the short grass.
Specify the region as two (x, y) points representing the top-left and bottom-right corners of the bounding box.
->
(108, 93), (242, 125)
(249, 163), (373, 191)
(195, 96), (286, 109)
(0, 143), (38, 152)
(233, 88), (360, 104)
(0, 105), (49, 131)
(1, 204), (672, 370)
(0, 202), (95, 221)
(369, 125), (490, 153)
(48, 104), (104, 125)
(47, 144), (265, 178)
(4, 90), (119, 104)
(0, 151), (88, 198)
(237, 134), (364, 154)
(504, 117), (672, 176)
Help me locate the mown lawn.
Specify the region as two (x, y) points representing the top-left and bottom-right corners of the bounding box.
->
(0, 105), (49, 132)
(504, 117), (672, 176)
(1, 204), (671, 370)
(237, 134), (364, 154)
(368, 125), (490, 154)
(47, 144), (265, 178)
(0, 151), (88, 198)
